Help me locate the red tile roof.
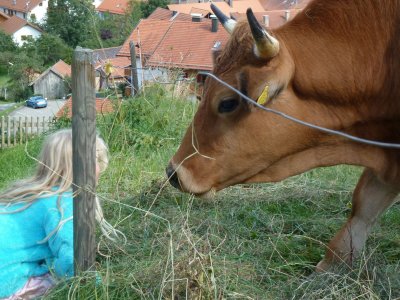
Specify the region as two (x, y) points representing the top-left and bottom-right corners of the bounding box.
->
(148, 7), (192, 21)
(0, 15), (41, 34)
(118, 19), (172, 58)
(52, 60), (71, 78)
(231, 8), (302, 28)
(0, 0), (42, 12)
(95, 56), (131, 78)
(168, 0), (265, 16)
(0, 11), (9, 23)
(96, 0), (129, 15)
(56, 97), (116, 118)
(93, 46), (122, 62)
(147, 19), (229, 71)
(0, 14), (26, 34)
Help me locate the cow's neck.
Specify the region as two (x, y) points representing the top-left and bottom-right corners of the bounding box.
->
(246, 97), (400, 186)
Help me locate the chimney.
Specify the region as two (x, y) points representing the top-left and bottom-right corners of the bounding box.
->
(211, 14), (218, 32)
(285, 10), (290, 21)
(262, 15), (269, 27)
(191, 13), (202, 22)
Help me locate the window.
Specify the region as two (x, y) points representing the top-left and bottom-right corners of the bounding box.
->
(21, 35), (32, 41)
(39, 2), (43, 6)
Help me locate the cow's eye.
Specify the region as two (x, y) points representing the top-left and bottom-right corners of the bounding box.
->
(218, 99), (239, 113)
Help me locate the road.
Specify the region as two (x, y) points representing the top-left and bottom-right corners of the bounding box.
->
(0, 102), (16, 112)
(9, 100), (66, 119)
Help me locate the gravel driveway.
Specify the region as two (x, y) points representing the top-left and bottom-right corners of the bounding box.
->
(9, 99), (66, 119)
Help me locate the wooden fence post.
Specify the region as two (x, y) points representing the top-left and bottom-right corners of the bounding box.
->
(7, 117), (10, 147)
(72, 47), (97, 273)
(12, 118), (15, 146)
(19, 117), (22, 145)
(1, 116), (4, 149)
(24, 117), (27, 143)
(129, 41), (139, 96)
(30, 117), (33, 140)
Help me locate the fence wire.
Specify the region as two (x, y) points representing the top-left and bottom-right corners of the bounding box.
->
(199, 71), (400, 150)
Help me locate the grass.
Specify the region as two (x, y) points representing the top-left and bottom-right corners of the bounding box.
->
(1, 83), (399, 299)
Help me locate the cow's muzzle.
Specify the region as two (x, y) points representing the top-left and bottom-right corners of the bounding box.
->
(166, 162), (181, 190)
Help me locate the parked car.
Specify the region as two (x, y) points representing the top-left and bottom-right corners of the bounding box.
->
(26, 96), (47, 109)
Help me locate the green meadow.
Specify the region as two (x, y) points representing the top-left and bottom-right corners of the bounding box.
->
(1, 84), (399, 299)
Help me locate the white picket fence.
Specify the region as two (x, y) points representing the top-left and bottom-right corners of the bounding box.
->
(0, 116), (53, 149)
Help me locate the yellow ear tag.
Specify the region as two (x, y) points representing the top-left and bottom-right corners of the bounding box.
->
(257, 85), (269, 105)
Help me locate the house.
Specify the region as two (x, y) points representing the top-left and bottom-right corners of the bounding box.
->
(118, 14), (229, 96)
(147, 18), (229, 73)
(0, 0), (49, 23)
(56, 97), (116, 119)
(167, 0), (265, 16)
(96, 0), (129, 17)
(259, 0), (312, 10)
(231, 8), (301, 28)
(118, 19), (173, 88)
(29, 60), (71, 100)
(117, 2), (310, 96)
(0, 15), (42, 45)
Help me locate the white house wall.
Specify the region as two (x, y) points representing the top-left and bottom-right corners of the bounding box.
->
(29, 0), (48, 23)
(136, 58), (168, 87)
(13, 25), (41, 45)
(92, 0), (103, 8)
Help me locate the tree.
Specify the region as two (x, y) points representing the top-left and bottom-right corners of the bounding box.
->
(82, 10), (139, 49)
(140, 0), (169, 18)
(2, 52), (43, 101)
(35, 33), (73, 66)
(0, 31), (17, 75)
(0, 31), (17, 53)
(45, 0), (96, 47)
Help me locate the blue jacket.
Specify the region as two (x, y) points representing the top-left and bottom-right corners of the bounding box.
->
(0, 190), (73, 297)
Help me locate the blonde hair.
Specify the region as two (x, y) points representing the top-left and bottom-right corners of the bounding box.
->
(0, 128), (125, 243)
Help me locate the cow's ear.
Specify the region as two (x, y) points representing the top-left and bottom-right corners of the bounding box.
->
(212, 49), (222, 66)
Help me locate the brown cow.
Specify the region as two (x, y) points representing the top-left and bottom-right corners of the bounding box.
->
(166, 0), (400, 271)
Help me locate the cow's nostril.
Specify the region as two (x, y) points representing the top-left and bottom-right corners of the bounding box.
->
(166, 163), (181, 190)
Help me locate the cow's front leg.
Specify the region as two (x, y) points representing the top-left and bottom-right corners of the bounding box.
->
(316, 168), (399, 272)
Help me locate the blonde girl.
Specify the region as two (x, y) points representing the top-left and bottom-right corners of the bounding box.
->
(0, 128), (123, 299)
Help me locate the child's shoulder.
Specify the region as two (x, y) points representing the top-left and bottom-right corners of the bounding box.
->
(34, 189), (73, 210)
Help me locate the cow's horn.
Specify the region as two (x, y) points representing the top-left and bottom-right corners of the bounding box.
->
(210, 3), (236, 34)
(246, 8), (280, 59)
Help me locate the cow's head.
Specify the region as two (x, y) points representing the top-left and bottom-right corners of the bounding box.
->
(167, 5), (317, 197)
